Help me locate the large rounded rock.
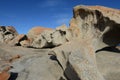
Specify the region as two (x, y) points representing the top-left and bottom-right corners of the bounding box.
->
(27, 27), (52, 41)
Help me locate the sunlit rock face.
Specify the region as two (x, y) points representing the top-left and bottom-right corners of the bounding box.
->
(9, 34), (31, 47)
(32, 25), (73, 48)
(70, 5), (120, 50)
(51, 5), (120, 80)
(27, 26), (52, 41)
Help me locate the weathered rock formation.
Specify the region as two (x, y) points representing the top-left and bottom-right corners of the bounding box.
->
(50, 5), (120, 80)
(9, 34), (31, 47)
(32, 25), (73, 48)
(0, 26), (18, 43)
(96, 48), (120, 80)
(88, 6), (120, 23)
(27, 27), (52, 41)
(0, 5), (120, 80)
(70, 5), (120, 50)
(50, 39), (104, 80)
(0, 43), (66, 80)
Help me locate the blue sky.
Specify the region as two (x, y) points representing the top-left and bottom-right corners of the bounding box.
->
(0, 0), (120, 34)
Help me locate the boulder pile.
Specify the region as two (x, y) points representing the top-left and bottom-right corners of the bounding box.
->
(0, 5), (120, 80)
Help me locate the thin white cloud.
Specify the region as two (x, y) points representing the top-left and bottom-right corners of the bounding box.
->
(53, 13), (70, 18)
(2, 13), (16, 18)
(56, 18), (70, 25)
(38, 0), (62, 7)
(52, 13), (71, 26)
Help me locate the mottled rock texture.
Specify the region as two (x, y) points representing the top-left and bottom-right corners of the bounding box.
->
(0, 43), (66, 80)
(32, 25), (73, 48)
(51, 39), (104, 80)
(9, 34), (31, 47)
(9, 34), (27, 45)
(51, 5), (120, 80)
(27, 27), (52, 42)
(0, 26), (18, 43)
(70, 5), (120, 50)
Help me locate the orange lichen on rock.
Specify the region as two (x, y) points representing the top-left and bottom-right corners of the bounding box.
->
(88, 6), (120, 14)
(87, 5), (120, 23)
(28, 27), (52, 36)
(0, 71), (10, 80)
(6, 26), (18, 35)
(9, 55), (21, 62)
(27, 27), (52, 44)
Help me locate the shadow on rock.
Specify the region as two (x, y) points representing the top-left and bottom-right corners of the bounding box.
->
(64, 62), (81, 80)
(96, 46), (120, 53)
(8, 72), (18, 80)
(50, 55), (64, 70)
